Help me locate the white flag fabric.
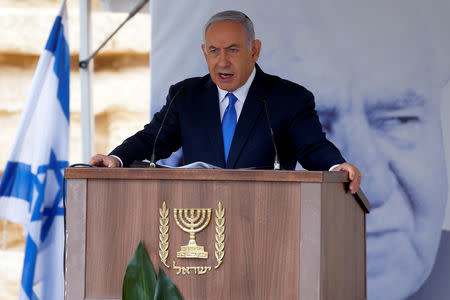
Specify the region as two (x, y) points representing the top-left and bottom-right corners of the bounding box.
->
(0, 1), (69, 299)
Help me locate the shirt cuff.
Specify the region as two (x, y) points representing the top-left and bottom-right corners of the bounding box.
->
(109, 155), (123, 167)
(329, 164), (340, 171)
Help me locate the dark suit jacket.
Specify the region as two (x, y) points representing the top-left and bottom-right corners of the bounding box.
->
(110, 64), (345, 170)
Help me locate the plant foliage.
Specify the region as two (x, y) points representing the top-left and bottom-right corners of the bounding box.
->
(123, 241), (183, 300)
(154, 267), (184, 300)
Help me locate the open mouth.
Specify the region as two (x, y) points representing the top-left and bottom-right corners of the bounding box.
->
(219, 73), (234, 80)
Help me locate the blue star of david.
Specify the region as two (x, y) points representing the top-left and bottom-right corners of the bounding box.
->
(31, 150), (68, 242)
(0, 149), (68, 242)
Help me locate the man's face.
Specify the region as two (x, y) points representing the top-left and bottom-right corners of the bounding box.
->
(316, 67), (448, 299)
(202, 20), (261, 92)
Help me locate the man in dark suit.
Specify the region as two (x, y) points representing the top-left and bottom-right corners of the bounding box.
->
(89, 10), (362, 193)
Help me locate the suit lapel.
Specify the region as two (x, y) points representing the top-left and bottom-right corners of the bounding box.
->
(226, 66), (270, 168)
(200, 78), (226, 167)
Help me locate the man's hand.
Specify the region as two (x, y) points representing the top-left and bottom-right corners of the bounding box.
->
(89, 154), (121, 168)
(332, 162), (362, 194)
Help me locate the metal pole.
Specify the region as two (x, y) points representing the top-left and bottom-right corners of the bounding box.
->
(79, 0), (149, 69)
(79, 0), (94, 162)
(1, 219), (6, 251)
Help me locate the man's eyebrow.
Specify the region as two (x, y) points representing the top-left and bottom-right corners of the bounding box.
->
(208, 44), (240, 50)
(225, 44), (240, 49)
(365, 90), (426, 111)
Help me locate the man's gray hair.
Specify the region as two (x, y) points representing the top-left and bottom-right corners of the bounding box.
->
(204, 10), (255, 49)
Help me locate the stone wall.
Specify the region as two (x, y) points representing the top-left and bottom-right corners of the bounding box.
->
(0, 0), (150, 298)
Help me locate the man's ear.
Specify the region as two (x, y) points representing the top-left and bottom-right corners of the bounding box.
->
(252, 39), (262, 62)
(201, 44), (207, 59)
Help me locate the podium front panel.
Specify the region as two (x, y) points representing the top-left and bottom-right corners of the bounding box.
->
(84, 179), (302, 299)
(65, 169), (367, 300)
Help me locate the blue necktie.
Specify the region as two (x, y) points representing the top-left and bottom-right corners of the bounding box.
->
(222, 93), (238, 163)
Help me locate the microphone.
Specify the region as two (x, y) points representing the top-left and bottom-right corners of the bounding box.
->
(258, 97), (281, 170)
(149, 86), (185, 168)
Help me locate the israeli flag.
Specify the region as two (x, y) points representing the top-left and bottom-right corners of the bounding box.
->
(0, 1), (69, 299)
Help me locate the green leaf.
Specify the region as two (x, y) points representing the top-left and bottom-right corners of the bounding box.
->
(154, 267), (184, 300)
(123, 241), (157, 300)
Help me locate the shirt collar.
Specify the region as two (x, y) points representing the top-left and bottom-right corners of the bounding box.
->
(217, 67), (256, 103)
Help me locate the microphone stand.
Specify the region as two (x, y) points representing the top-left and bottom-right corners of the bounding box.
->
(259, 97), (281, 170)
(149, 87), (185, 168)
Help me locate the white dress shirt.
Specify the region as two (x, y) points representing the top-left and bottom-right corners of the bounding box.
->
(217, 67), (256, 121)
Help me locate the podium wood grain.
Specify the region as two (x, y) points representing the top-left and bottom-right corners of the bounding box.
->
(65, 168), (368, 300)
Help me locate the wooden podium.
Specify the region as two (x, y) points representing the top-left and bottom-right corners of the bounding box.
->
(64, 168), (369, 300)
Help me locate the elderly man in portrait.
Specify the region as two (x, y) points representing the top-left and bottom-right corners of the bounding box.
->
(90, 10), (362, 193)
(256, 2), (449, 299)
(315, 54), (448, 300)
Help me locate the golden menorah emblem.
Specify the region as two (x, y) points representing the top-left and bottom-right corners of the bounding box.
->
(174, 208), (212, 259)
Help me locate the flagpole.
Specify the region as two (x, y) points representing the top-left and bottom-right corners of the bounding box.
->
(80, 0), (94, 162)
(1, 219), (6, 251)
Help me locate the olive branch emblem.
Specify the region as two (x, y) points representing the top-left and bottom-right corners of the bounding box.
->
(159, 201), (170, 268)
(215, 202), (225, 269)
